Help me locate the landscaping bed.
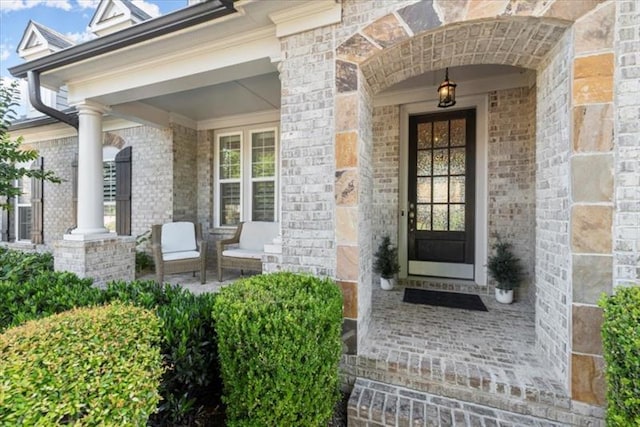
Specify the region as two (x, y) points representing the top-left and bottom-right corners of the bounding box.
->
(0, 247), (346, 426)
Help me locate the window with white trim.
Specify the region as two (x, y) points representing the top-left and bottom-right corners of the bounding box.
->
(103, 146), (119, 232)
(214, 126), (278, 227)
(14, 162), (33, 241)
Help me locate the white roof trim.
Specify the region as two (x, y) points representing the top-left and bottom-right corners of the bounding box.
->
(18, 23), (52, 61)
(90, 0), (145, 37)
(268, 0), (341, 38)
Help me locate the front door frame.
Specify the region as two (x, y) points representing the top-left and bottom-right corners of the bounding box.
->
(399, 94), (489, 286)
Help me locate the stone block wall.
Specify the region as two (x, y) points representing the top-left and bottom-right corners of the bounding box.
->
(196, 129), (216, 268)
(535, 29), (573, 388)
(614, 0), (640, 287)
(569, 1), (616, 408)
(53, 236), (135, 288)
(487, 86), (536, 303)
(172, 124), (198, 223)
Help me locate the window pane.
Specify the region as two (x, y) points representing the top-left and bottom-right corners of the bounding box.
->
(450, 119), (466, 147)
(433, 121), (449, 148)
(103, 160), (116, 202)
(450, 204), (465, 231)
(417, 151), (432, 176)
(252, 181), (275, 221)
(416, 205), (431, 231)
(432, 204), (448, 231)
(104, 203), (116, 232)
(450, 148), (465, 175)
(220, 183), (240, 226)
(433, 149), (448, 175)
(252, 131), (275, 178)
(417, 177), (431, 203)
(220, 135), (241, 180)
(433, 177), (448, 203)
(450, 176), (465, 203)
(417, 123), (432, 149)
(18, 206), (31, 240)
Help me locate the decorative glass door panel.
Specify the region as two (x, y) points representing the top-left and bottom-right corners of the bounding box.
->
(408, 110), (475, 278)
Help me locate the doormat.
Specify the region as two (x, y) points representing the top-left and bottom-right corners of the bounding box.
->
(403, 288), (488, 312)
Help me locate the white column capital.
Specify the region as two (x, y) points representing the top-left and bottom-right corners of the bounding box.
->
(73, 100), (110, 115)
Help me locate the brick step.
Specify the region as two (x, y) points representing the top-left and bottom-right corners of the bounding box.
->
(343, 353), (605, 426)
(347, 378), (602, 427)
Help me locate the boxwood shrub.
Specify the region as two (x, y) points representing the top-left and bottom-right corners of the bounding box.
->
(0, 303), (163, 425)
(102, 280), (220, 426)
(0, 271), (100, 332)
(213, 272), (343, 427)
(599, 286), (640, 426)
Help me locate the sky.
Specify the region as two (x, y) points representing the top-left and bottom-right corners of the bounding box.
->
(0, 0), (188, 79)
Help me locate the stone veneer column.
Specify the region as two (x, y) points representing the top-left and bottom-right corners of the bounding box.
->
(71, 101), (110, 236)
(569, 1), (615, 407)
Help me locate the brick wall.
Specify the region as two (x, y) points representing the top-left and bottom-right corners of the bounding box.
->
(488, 86), (537, 303)
(535, 30), (573, 387)
(53, 236), (135, 288)
(172, 124), (198, 223)
(23, 137), (77, 243)
(279, 27), (336, 277)
(372, 105), (400, 250)
(109, 126), (173, 239)
(614, 0), (640, 286)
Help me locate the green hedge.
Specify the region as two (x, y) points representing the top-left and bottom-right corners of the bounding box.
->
(0, 271), (100, 332)
(213, 272), (343, 427)
(0, 246), (53, 283)
(102, 280), (219, 426)
(600, 286), (640, 426)
(0, 303), (163, 425)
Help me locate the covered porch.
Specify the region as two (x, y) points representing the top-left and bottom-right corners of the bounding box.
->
(343, 282), (604, 426)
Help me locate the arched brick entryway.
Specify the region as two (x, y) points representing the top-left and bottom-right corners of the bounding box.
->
(334, 0), (615, 405)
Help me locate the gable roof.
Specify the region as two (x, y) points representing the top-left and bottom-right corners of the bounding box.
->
(17, 21), (74, 60)
(89, 0), (153, 36)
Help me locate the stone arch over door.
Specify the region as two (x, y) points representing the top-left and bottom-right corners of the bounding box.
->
(334, 0), (615, 403)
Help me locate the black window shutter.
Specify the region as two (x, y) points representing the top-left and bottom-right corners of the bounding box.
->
(31, 157), (44, 244)
(115, 146), (132, 236)
(72, 154), (78, 228)
(1, 202), (8, 241)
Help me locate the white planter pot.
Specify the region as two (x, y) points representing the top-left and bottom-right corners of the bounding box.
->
(495, 288), (514, 304)
(380, 277), (396, 290)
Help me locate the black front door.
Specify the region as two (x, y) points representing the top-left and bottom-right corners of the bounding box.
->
(407, 109), (476, 278)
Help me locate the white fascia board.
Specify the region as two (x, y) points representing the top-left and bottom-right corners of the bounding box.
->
(198, 109), (280, 130)
(373, 72), (528, 107)
(66, 26), (280, 104)
(268, 0), (341, 38)
(10, 117), (141, 144)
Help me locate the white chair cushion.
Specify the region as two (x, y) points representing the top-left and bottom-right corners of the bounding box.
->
(162, 222), (197, 254)
(238, 221), (279, 252)
(163, 251), (201, 262)
(222, 249), (263, 260)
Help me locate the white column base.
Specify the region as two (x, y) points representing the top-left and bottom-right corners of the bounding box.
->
(64, 230), (114, 241)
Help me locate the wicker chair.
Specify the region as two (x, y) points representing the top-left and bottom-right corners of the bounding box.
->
(152, 222), (207, 284)
(216, 221), (279, 282)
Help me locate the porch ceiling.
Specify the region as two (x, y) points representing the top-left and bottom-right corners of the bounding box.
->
(139, 72), (281, 122)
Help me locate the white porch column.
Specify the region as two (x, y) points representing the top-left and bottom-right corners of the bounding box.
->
(70, 101), (110, 237)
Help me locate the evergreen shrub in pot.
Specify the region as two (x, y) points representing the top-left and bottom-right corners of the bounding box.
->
(486, 236), (523, 303)
(373, 235), (400, 290)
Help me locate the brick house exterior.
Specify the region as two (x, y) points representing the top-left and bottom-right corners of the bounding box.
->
(3, 0), (638, 423)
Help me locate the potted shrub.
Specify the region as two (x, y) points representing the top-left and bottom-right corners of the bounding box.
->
(487, 237), (523, 304)
(373, 235), (400, 290)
